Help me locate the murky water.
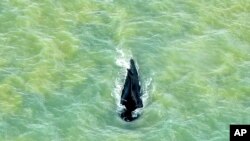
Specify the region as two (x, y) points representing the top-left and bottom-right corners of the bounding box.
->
(0, 0), (250, 141)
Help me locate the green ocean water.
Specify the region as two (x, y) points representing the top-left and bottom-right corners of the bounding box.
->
(0, 0), (250, 140)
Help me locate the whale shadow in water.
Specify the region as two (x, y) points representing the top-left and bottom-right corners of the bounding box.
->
(120, 59), (143, 122)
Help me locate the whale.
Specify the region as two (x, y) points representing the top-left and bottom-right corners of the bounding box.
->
(120, 59), (143, 121)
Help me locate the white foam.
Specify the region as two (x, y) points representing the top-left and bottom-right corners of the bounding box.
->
(115, 48), (131, 69)
(112, 48), (130, 112)
(141, 77), (152, 106)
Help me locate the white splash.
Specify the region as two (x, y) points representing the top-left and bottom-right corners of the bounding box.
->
(115, 48), (131, 69)
(112, 48), (131, 112)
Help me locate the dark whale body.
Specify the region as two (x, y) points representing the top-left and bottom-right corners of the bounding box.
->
(120, 59), (143, 121)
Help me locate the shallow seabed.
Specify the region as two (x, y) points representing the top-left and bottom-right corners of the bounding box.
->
(0, 0), (250, 141)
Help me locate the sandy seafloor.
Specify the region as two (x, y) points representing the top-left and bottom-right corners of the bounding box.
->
(0, 0), (250, 141)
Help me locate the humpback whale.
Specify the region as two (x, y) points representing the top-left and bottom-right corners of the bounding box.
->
(120, 59), (143, 121)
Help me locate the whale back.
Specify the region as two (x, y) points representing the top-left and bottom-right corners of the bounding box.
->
(120, 59), (143, 112)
